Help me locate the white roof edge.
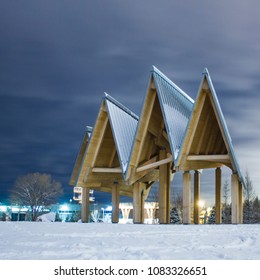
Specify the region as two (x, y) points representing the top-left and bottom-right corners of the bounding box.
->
(104, 92), (139, 120)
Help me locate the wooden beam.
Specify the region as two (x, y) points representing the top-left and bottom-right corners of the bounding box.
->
(136, 155), (173, 173)
(215, 168), (222, 224)
(231, 173), (239, 224)
(91, 116), (108, 167)
(81, 187), (90, 223)
(194, 171), (200, 224)
(112, 183), (120, 223)
(183, 171), (191, 224)
(162, 130), (169, 142)
(133, 182), (145, 224)
(154, 133), (171, 153)
(137, 170), (159, 183)
(159, 150), (171, 224)
(92, 167), (122, 173)
(135, 89), (157, 166)
(187, 154), (229, 162)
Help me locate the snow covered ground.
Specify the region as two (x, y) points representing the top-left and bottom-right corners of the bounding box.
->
(0, 222), (260, 260)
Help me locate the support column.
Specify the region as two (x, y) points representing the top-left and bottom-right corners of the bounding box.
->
(194, 170), (201, 224)
(231, 173), (239, 224)
(183, 171), (191, 224)
(159, 150), (171, 224)
(112, 182), (120, 223)
(215, 167), (222, 224)
(238, 181), (243, 224)
(133, 182), (145, 224)
(81, 187), (90, 223)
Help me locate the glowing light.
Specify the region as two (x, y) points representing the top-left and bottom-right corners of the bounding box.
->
(0, 206), (7, 211)
(60, 204), (69, 211)
(198, 200), (205, 208)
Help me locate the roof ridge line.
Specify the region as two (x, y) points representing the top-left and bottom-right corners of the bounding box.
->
(104, 92), (139, 120)
(151, 65), (194, 104)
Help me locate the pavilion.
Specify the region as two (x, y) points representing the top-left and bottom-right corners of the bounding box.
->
(70, 66), (245, 224)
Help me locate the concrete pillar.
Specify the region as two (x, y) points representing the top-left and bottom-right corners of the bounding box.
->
(239, 181), (243, 224)
(133, 182), (145, 224)
(81, 187), (90, 223)
(112, 183), (120, 223)
(231, 173), (239, 224)
(159, 149), (171, 224)
(194, 170), (200, 224)
(183, 171), (191, 224)
(215, 167), (222, 224)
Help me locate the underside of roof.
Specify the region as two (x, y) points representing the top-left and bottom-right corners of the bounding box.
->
(177, 68), (245, 187)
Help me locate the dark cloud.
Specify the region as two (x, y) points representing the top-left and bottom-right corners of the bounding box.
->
(1, 0), (260, 204)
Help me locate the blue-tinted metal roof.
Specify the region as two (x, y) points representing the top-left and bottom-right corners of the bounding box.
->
(152, 66), (194, 162)
(104, 93), (139, 175)
(201, 68), (245, 187)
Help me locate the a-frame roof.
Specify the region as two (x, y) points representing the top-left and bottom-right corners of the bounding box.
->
(177, 68), (245, 186)
(126, 66), (194, 184)
(69, 126), (93, 186)
(72, 93), (138, 196)
(153, 66), (194, 161)
(105, 93), (139, 175)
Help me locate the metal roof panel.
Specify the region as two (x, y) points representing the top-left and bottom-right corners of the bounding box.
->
(152, 67), (194, 162)
(104, 93), (139, 175)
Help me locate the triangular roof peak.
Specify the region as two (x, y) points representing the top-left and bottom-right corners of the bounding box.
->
(126, 67), (194, 183)
(104, 93), (139, 175)
(151, 65), (194, 104)
(104, 92), (139, 121)
(202, 67), (209, 75)
(177, 68), (245, 187)
(69, 125), (93, 186)
(151, 66), (194, 162)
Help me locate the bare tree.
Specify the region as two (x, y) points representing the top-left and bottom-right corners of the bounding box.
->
(222, 178), (230, 207)
(10, 173), (63, 221)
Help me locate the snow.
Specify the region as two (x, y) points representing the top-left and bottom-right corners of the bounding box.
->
(36, 212), (56, 222)
(0, 222), (260, 260)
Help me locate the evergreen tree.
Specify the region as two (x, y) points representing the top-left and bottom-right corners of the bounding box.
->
(222, 179), (231, 224)
(170, 207), (181, 224)
(208, 207), (216, 224)
(243, 171), (255, 223)
(222, 204), (231, 224)
(252, 196), (260, 223)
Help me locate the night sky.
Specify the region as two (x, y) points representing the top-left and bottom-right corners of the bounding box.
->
(1, 1), (260, 205)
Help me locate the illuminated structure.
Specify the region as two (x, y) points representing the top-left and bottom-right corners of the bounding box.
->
(70, 67), (245, 224)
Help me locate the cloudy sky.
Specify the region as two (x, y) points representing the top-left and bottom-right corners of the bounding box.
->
(0, 1), (259, 205)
